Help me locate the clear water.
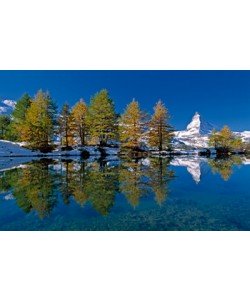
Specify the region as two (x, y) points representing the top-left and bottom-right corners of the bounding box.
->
(0, 156), (249, 230)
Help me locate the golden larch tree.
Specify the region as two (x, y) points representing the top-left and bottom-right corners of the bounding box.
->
(71, 99), (88, 146)
(119, 99), (145, 149)
(87, 89), (117, 146)
(209, 125), (243, 154)
(148, 100), (173, 151)
(21, 90), (56, 151)
(58, 104), (74, 148)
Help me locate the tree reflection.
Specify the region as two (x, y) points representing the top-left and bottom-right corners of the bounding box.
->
(119, 158), (174, 207)
(0, 169), (15, 192)
(0, 157), (175, 218)
(57, 160), (118, 216)
(146, 157), (175, 206)
(208, 156), (243, 181)
(82, 161), (118, 216)
(1, 160), (58, 218)
(68, 161), (89, 207)
(119, 159), (146, 208)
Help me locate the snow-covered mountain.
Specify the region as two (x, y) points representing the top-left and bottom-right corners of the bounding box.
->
(173, 112), (216, 149)
(186, 112), (215, 135)
(173, 112), (250, 149)
(0, 100), (16, 115)
(234, 131), (250, 143)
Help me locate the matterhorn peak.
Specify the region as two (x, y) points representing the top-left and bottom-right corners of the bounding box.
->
(186, 112), (214, 135)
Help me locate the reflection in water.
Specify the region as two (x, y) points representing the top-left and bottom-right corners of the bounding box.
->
(145, 158), (175, 205)
(119, 158), (174, 208)
(171, 155), (247, 183)
(170, 156), (204, 184)
(57, 160), (118, 215)
(0, 159), (57, 218)
(208, 156), (243, 181)
(0, 156), (247, 222)
(0, 157), (175, 218)
(82, 161), (118, 216)
(119, 160), (147, 208)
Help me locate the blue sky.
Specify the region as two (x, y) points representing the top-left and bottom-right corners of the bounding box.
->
(0, 70), (249, 131)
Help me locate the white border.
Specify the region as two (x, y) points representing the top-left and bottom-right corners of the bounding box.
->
(1, 1), (250, 300)
(1, 0), (250, 70)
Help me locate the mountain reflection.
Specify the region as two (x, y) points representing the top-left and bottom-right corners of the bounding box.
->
(0, 155), (247, 219)
(171, 155), (247, 183)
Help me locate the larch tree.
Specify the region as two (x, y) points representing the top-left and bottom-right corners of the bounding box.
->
(58, 104), (74, 148)
(209, 125), (243, 154)
(148, 100), (173, 151)
(21, 90), (57, 151)
(71, 99), (88, 146)
(87, 89), (117, 146)
(119, 99), (145, 149)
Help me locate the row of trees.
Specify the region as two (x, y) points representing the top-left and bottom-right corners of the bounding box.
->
(0, 88), (247, 154)
(0, 89), (173, 152)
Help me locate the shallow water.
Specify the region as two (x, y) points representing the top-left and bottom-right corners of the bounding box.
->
(0, 155), (249, 230)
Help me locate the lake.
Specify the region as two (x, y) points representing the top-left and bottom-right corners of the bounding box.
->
(0, 155), (249, 230)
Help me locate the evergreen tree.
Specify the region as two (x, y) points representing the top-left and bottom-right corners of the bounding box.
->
(0, 115), (11, 139)
(21, 90), (57, 151)
(209, 125), (243, 154)
(12, 93), (31, 122)
(119, 99), (145, 149)
(71, 99), (88, 146)
(58, 104), (73, 148)
(11, 93), (32, 141)
(148, 100), (173, 151)
(87, 89), (117, 146)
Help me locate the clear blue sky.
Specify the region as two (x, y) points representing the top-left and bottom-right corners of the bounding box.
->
(0, 70), (249, 131)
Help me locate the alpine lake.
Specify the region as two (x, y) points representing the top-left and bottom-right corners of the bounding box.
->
(0, 154), (249, 231)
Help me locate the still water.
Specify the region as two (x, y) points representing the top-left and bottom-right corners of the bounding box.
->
(0, 155), (249, 230)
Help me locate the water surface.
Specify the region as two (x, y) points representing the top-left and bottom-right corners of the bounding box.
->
(0, 155), (249, 230)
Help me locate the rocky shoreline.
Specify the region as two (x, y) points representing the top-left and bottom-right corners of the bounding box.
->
(0, 139), (249, 159)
